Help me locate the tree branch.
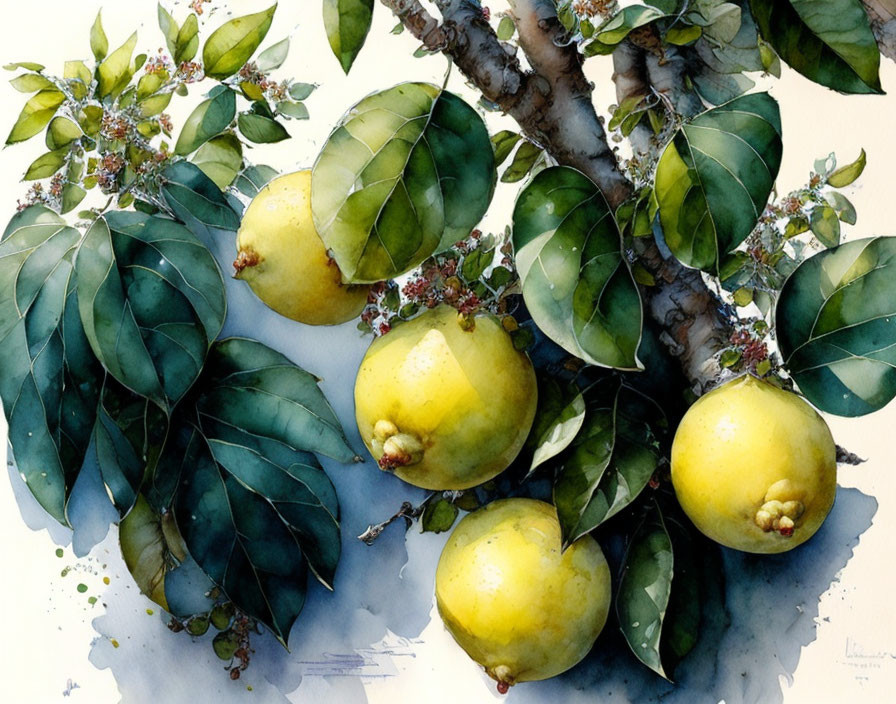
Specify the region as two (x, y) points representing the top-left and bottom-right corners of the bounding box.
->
(862, 0), (896, 61)
(611, 39), (653, 156)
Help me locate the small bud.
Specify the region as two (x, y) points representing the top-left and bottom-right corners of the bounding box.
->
(373, 419), (398, 441)
(778, 516), (795, 537)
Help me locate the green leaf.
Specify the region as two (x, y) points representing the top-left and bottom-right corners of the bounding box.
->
(175, 13), (199, 65)
(584, 5), (666, 55)
(421, 497), (459, 533)
(75, 212), (226, 411)
(665, 25), (703, 45)
(94, 377), (168, 515)
(90, 10), (109, 61)
(61, 184), (87, 214)
(174, 86), (236, 156)
(527, 377), (586, 475)
(203, 4), (277, 80)
(257, 37), (290, 71)
(235, 164), (279, 198)
(750, 0), (882, 94)
(776, 237), (896, 416)
(554, 381), (662, 544)
(826, 191), (857, 225)
(501, 140), (543, 183)
(655, 92), (782, 271)
(513, 166), (643, 370)
(120, 493), (188, 612)
(491, 130), (522, 167)
(323, 0), (374, 74)
(139, 92), (173, 118)
(827, 148), (866, 188)
(497, 15), (516, 40)
(137, 73), (166, 101)
(160, 161), (242, 236)
(46, 116), (82, 150)
(24, 148), (67, 180)
(238, 109), (290, 143)
(97, 32), (138, 99)
(0, 207), (102, 524)
(192, 133), (243, 190)
(10, 73), (55, 92)
(809, 205), (841, 248)
(6, 89), (65, 145)
(78, 105), (105, 136)
(617, 508), (674, 679)
(276, 101), (310, 120)
(289, 82), (316, 101)
(312, 82), (496, 282)
(4, 62), (45, 72)
(196, 338), (357, 464)
(157, 3), (179, 58)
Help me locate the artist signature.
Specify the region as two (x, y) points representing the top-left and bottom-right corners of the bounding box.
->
(844, 637), (896, 661)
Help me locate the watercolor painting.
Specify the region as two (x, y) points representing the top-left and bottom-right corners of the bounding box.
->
(1, 2), (895, 702)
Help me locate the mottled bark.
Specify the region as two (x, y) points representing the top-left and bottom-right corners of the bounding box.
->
(862, 0), (896, 61)
(611, 39), (653, 156)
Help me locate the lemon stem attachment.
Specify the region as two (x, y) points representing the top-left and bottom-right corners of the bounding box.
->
(490, 665), (514, 694)
(372, 420), (423, 471)
(233, 248), (261, 277)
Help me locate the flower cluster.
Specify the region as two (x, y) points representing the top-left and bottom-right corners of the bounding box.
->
(572, 0), (618, 18)
(238, 62), (289, 102)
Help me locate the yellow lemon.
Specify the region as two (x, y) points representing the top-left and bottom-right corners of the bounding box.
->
(436, 498), (611, 691)
(234, 170), (370, 325)
(671, 375), (837, 553)
(354, 305), (537, 490)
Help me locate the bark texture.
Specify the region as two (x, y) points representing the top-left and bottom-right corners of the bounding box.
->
(863, 0), (896, 61)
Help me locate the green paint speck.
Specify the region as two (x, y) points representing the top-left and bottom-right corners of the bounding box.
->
(88, 596), (97, 605)
(55, 548), (63, 558)
(77, 583), (88, 593)
(247, 686), (253, 692)
(146, 608), (154, 615)
(61, 567), (70, 577)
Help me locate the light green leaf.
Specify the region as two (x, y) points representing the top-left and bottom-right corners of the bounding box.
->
(235, 164), (279, 199)
(809, 205), (841, 248)
(61, 184), (87, 214)
(501, 140), (543, 183)
(584, 5), (666, 54)
(24, 148), (68, 180)
(175, 13), (199, 65)
(655, 92), (782, 271)
(46, 116), (82, 150)
(90, 10), (108, 61)
(527, 378), (586, 475)
(491, 130), (522, 167)
(137, 73), (166, 101)
(289, 82), (316, 101)
(192, 133), (243, 190)
(158, 3), (179, 58)
(323, 0), (374, 74)
(257, 37), (290, 71)
(750, 0), (882, 94)
(174, 86), (236, 155)
(827, 148), (866, 188)
(139, 92), (173, 118)
(776, 237), (896, 416)
(4, 61), (45, 72)
(10, 73), (55, 92)
(203, 4), (277, 80)
(97, 31), (138, 99)
(826, 191), (857, 225)
(312, 82), (496, 282)
(497, 16), (516, 41)
(276, 101), (309, 119)
(513, 166), (643, 370)
(6, 89), (65, 145)
(665, 25), (703, 45)
(78, 105), (104, 136)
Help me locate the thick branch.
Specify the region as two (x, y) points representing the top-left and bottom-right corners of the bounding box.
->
(611, 39), (653, 156)
(862, 0), (896, 61)
(381, 0), (632, 208)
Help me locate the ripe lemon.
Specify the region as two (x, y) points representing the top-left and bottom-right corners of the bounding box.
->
(671, 375), (837, 553)
(234, 170), (370, 325)
(353, 305), (537, 490)
(436, 498), (611, 691)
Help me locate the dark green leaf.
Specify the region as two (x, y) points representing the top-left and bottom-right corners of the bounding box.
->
(160, 161), (242, 238)
(501, 141), (542, 183)
(491, 130), (522, 167)
(237, 110), (290, 143)
(203, 4), (277, 80)
(24, 148), (68, 180)
(617, 508), (674, 679)
(174, 86), (237, 156)
(0, 207), (101, 524)
(312, 83), (496, 282)
(6, 89), (65, 145)
(750, 0), (882, 94)
(655, 92), (782, 271)
(90, 10), (108, 61)
(513, 166), (643, 369)
(192, 133), (243, 190)
(75, 212), (226, 411)
(776, 237), (896, 416)
(809, 205), (840, 248)
(421, 497), (459, 533)
(827, 148), (866, 188)
(61, 185), (87, 215)
(97, 32), (138, 99)
(323, 0), (374, 74)
(235, 164), (279, 198)
(527, 377), (586, 475)
(196, 338), (357, 464)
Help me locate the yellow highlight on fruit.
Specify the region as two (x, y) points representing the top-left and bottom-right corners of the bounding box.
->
(234, 170), (370, 325)
(354, 305), (537, 490)
(671, 375), (837, 554)
(436, 499), (611, 691)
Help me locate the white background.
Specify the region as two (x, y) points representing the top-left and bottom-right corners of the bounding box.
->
(1, 2), (895, 703)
